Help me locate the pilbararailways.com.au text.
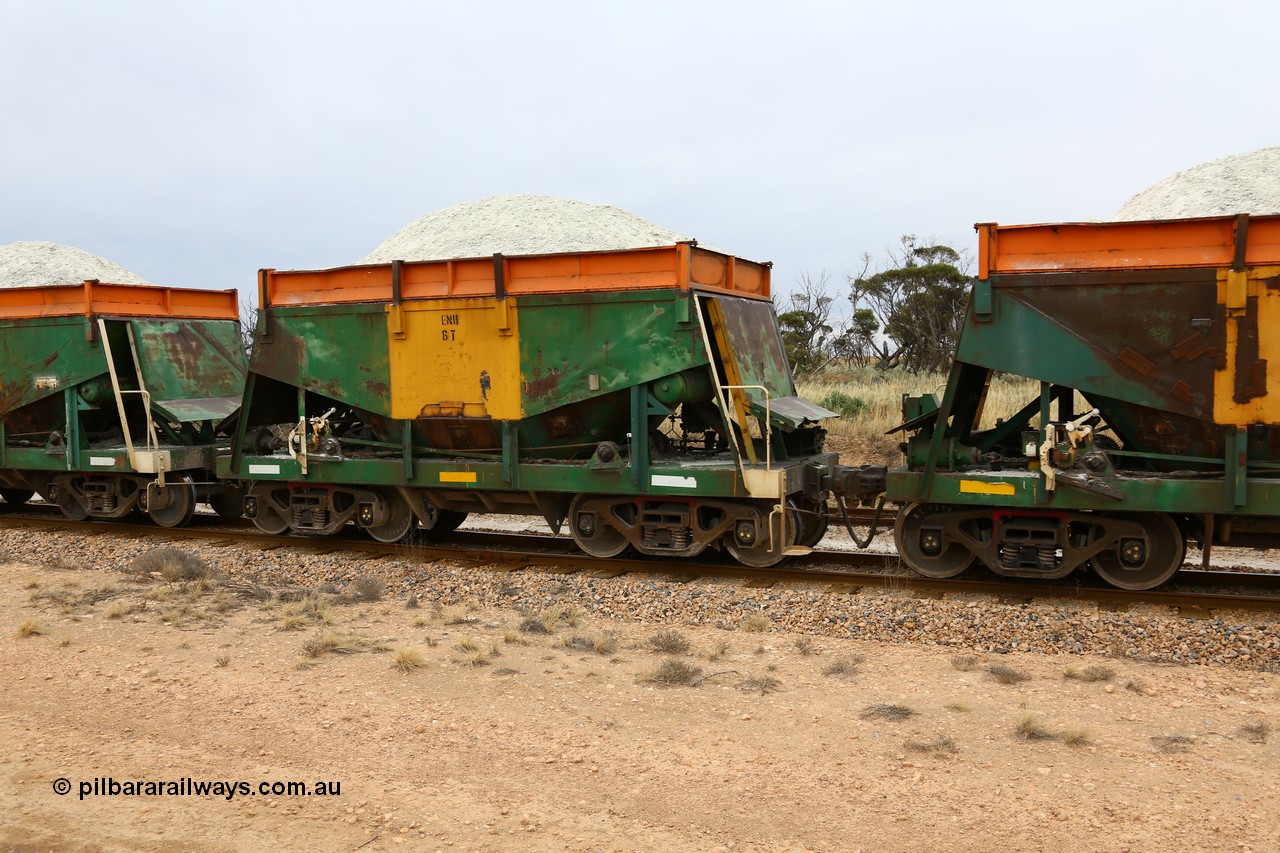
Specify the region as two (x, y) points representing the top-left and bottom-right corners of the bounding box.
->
(54, 777), (342, 801)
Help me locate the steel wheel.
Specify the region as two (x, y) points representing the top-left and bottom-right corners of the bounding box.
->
(0, 488), (34, 506)
(57, 492), (89, 521)
(724, 507), (798, 568)
(208, 487), (245, 519)
(1089, 513), (1184, 590)
(252, 506), (289, 535)
(366, 491), (416, 543)
(791, 498), (829, 549)
(894, 502), (977, 579)
(420, 496), (468, 533)
(568, 494), (630, 558)
(147, 474), (197, 528)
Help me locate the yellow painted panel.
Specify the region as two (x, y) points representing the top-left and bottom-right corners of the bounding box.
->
(387, 298), (522, 421)
(1213, 266), (1280, 425)
(439, 471), (477, 484)
(959, 479), (1016, 496)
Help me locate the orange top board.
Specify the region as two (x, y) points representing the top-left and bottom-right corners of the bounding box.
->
(0, 281), (239, 321)
(261, 243), (771, 307)
(976, 214), (1280, 279)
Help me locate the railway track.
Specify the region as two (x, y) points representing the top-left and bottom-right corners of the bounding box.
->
(2, 509), (1279, 616)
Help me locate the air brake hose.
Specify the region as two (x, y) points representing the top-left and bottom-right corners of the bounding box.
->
(835, 493), (887, 549)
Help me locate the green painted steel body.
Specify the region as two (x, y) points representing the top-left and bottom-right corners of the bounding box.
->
(0, 314), (245, 480)
(225, 287), (829, 495)
(890, 223), (1280, 582)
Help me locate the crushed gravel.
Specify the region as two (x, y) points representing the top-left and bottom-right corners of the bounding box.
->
(358, 195), (706, 264)
(1114, 145), (1280, 220)
(0, 240), (152, 288)
(4, 526), (1277, 673)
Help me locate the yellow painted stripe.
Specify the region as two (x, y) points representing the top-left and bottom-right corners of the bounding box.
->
(439, 471), (477, 484)
(959, 479), (1016, 496)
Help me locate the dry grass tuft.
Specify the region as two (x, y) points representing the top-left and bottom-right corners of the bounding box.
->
(17, 619), (47, 637)
(393, 647), (426, 673)
(1014, 712), (1056, 741)
(793, 636), (817, 656)
(1240, 720), (1272, 744)
(502, 629), (528, 645)
(944, 701), (972, 713)
(106, 600), (141, 620)
(453, 638), (481, 653)
(950, 654), (980, 672)
(905, 735), (958, 757)
(518, 604), (582, 635)
(860, 703), (916, 721)
(129, 547), (217, 583)
(739, 674), (782, 695)
(1062, 727), (1092, 746)
(645, 629), (690, 654)
(214, 655), (230, 668)
(301, 629), (371, 658)
(1063, 664), (1115, 683)
(822, 655), (864, 677)
(739, 614), (772, 633)
(706, 640), (730, 661)
(987, 663), (1031, 685)
(349, 574), (385, 602)
(641, 658), (703, 686)
(1150, 734), (1195, 753)
(1124, 678), (1149, 695)
(442, 606), (479, 626)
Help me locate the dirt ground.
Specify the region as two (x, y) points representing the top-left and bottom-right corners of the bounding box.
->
(2, 557), (1279, 853)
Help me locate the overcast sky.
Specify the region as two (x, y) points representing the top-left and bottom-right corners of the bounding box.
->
(3, 0), (1278, 309)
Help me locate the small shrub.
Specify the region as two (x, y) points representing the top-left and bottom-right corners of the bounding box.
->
(706, 640), (730, 661)
(950, 654), (980, 672)
(1240, 720), (1272, 744)
(987, 664), (1031, 685)
(129, 547), (215, 582)
(393, 648), (425, 673)
(822, 655), (864, 677)
(1150, 734), (1194, 753)
(860, 703), (916, 721)
(214, 655), (231, 668)
(905, 735), (958, 757)
(1015, 712), (1055, 741)
(642, 658), (703, 686)
(794, 637), (817, 656)
(818, 390), (867, 420)
(646, 629), (690, 654)
(405, 595), (420, 609)
(350, 574), (385, 602)
(944, 701), (972, 713)
(740, 615), (771, 633)
(1124, 678), (1149, 695)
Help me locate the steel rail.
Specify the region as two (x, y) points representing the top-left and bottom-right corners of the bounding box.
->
(2, 513), (1278, 615)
